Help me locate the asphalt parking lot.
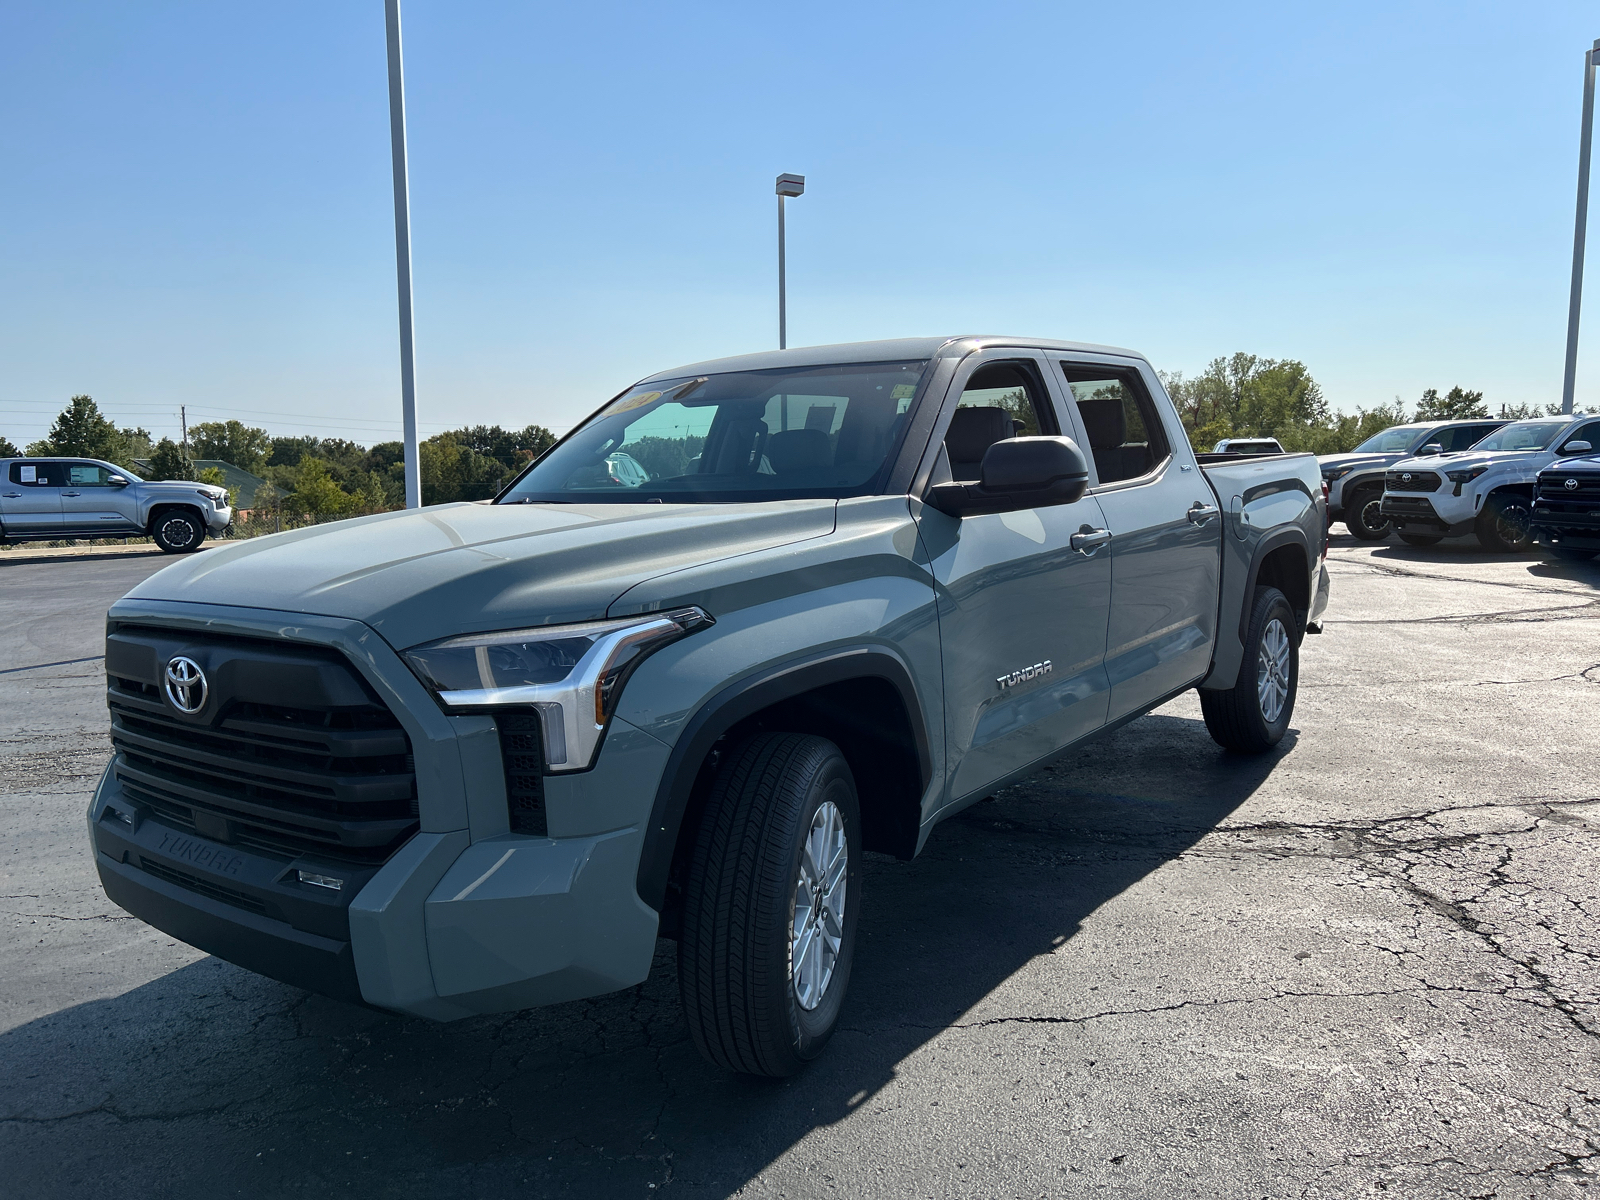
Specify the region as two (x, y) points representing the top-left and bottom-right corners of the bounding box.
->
(2, 536), (1598, 1198)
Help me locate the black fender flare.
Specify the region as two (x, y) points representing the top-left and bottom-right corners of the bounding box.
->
(633, 644), (933, 913)
(1238, 526), (1313, 641)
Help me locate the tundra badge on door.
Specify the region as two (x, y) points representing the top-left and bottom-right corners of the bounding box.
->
(997, 661), (1052, 690)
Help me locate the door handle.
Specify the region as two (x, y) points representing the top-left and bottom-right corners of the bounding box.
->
(1187, 502), (1220, 525)
(1070, 526), (1113, 553)
(61, 491), (82, 497)
(2, 492), (20, 498)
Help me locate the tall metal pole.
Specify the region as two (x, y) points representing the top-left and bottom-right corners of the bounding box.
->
(385, 0), (421, 508)
(1561, 40), (1600, 416)
(777, 194), (787, 349)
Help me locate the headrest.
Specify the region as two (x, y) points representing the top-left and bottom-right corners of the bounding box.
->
(766, 427), (832, 473)
(946, 406), (1015, 465)
(1077, 398), (1126, 450)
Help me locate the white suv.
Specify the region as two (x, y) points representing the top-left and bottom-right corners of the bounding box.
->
(1380, 413), (1600, 551)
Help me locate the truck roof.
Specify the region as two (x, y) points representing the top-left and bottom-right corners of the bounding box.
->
(638, 335), (1147, 383)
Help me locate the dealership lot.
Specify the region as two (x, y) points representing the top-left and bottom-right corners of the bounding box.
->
(2, 539), (1597, 1198)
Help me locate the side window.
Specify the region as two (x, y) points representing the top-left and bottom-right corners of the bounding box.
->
(1438, 425), (1483, 452)
(1566, 421), (1600, 451)
(1059, 365), (1171, 485)
(10, 462), (63, 487)
(943, 361), (1053, 482)
(65, 463), (114, 487)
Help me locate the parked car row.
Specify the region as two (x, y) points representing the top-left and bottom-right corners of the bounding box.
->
(1320, 412), (1600, 559)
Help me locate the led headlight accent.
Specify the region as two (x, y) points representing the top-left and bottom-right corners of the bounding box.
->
(403, 607), (713, 771)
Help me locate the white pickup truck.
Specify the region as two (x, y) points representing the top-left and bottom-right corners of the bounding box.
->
(1380, 413), (1600, 551)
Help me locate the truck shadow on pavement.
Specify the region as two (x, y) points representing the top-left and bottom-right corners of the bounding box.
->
(4, 711), (1285, 1198)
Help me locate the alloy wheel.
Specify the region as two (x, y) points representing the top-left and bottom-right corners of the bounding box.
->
(791, 800), (848, 1011)
(1256, 617), (1291, 725)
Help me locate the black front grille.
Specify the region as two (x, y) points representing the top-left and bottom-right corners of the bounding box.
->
(495, 711), (547, 836)
(1385, 469), (1442, 492)
(139, 857), (268, 914)
(1536, 472), (1600, 507)
(106, 629), (419, 866)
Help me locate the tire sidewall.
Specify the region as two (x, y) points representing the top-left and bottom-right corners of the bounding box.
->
(776, 752), (862, 1063)
(1345, 488), (1389, 540)
(1477, 494), (1531, 553)
(152, 510), (203, 553)
(1245, 588), (1298, 744)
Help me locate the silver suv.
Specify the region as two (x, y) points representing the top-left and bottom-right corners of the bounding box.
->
(0, 457), (231, 553)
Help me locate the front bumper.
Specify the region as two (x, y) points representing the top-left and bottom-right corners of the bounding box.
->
(1380, 493), (1475, 536)
(89, 598), (665, 1020)
(1532, 504), (1600, 549)
(205, 506), (232, 533)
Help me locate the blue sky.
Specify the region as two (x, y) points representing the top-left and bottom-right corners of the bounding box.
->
(3, 1), (1599, 448)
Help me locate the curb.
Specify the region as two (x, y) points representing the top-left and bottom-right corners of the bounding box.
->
(0, 544), (193, 566)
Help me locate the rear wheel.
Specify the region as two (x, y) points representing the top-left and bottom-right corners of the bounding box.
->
(1343, 487), (1390, 540)
(1475, 493), (1533, 553)
(1397, 532), (1443, 547)
(679, 733), (862, 1077)
(151, 509), (205, 554)
(1200, 586), (1298, 754)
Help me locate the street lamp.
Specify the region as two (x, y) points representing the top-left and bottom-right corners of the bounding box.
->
(776, 173), (805, 349)
(1561, 38), (1600, 416)
(385, 0), (421, 509)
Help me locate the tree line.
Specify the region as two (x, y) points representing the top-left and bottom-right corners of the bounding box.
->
(3, 367), (1567, 515)
(4, 396), (554, 514)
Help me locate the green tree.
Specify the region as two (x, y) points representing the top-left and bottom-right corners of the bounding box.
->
(26, 395), (151, 468)
(1496, 401), (1562, 419)
(288, 456), (353, 516)
(189, 420), (271, 472)
(145, 438), (195, 481)
(0, 434), (18, 458)
(1414, 386), (1488, 421)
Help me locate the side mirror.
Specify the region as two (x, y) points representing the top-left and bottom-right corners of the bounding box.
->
(1560, 440), (1593, 456)
(107, 474), (129, 487)
(1418, 443), (1444, 456)
(927, 436), (1090, 517)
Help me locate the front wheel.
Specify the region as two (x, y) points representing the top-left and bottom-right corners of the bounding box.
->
(151, 509), (206, 554)
(1343, 488), (1390, 540)
(1475, 493), (1533, 553)
(1397, 532), (1444, 547)
(679, 733), (862, 1077)
(1200, 585), (1298, 753)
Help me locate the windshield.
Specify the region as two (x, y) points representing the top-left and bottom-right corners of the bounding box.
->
(1468, 421), (1566, 452)
(1353, 425), (1432, 454)
(498, 360), (928, 504)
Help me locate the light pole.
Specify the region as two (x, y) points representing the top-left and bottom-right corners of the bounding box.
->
(1561, 39), (1600, 416)
(776, 173), (805, 349)
(384, 0), (421, 508)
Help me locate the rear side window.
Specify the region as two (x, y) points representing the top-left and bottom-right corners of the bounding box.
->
(9, 462), (64, 486)
(944, 361), (1055, 482)
(1059, 365), (1171, 484)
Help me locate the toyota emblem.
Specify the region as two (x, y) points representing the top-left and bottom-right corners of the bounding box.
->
(1401, 472), (1412, 482)
(1567, 478), (1581, 491)
(163, 656), (208, 714)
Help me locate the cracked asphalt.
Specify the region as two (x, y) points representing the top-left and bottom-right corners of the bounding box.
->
(2, 535), (1598, 1198)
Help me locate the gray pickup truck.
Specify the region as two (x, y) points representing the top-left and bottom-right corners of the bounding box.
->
(1, 457), (231, 552)
(89, 336), (1329, 1076)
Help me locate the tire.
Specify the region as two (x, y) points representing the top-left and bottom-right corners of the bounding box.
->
(1548, 544), (1598, 562)
(151, 508), (205, 554)
(1200, 585), (1297, 754)
(1397, 532), (1444, 547)
(679, 733), (862, 1077)
(1343, 487), (1390, 540)
(1475, 493), (1533, 553)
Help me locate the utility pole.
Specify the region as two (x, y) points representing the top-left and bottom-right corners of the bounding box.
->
(776, 174), (805, 349)
(1561, 39), (1600, 415)
(385, 0), (422, 508)
(180, 405), (188, 456)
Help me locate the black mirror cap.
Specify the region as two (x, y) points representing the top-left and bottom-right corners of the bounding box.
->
(926, 436), (1090, 517)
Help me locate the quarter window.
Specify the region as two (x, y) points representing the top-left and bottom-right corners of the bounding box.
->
(1060, 366), (1171, 485)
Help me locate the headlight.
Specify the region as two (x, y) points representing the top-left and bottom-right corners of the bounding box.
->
(1322, 466), (1354, 481)
(1444, 466), (1487, 483)
(402, 607), (713, 771)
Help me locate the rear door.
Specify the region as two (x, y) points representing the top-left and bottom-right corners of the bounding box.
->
(1, 461), (65, 534)
(915, 350), (1113, 807)
(1052, 359), (1222, 723)
(59, 461), (142, 533)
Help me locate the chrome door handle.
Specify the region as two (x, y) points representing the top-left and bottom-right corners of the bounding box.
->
(1187, 503), (1220, 524)
(1070, 526), (1113, 553)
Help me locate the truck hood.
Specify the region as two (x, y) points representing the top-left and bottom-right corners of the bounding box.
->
(1317, 452), (1395, 473)
(125, 500), (837, 649)
(1390, 450), (1535, 474)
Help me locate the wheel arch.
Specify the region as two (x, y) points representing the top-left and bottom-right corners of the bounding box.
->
(146, 501), (206, 532)
(636, 645), (932, 932)
(1241, 530), (1312, 640)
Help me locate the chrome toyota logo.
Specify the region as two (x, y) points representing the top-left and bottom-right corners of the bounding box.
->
(1401, 472), (1412, 482)
(1567, 478), (1581, 491)
(163, 656), (207, 714)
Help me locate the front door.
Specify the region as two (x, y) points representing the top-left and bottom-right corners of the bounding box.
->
(916, 352), (1113, 809)
(1, 461), (65, 535)
(1054, 360), (1221, 722)
(59, 461), (142, 534)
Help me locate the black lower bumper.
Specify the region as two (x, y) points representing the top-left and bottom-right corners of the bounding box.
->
(96, 852), (365, 1002)
(1380, 495), (1473, 535)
